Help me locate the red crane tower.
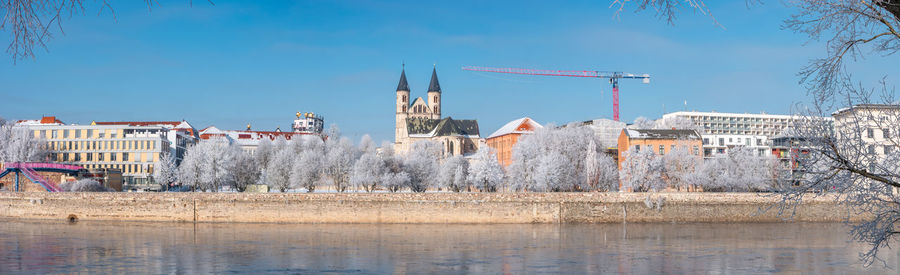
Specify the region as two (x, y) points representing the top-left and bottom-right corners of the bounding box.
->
(461, 66), (650, 121)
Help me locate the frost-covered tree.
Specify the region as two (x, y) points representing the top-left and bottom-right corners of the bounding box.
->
(403, 140), (442, 192)
(507, 125), (602, 192)
(293, 149), (324, 192)
(0, 120), (47, 162)
(438, 155), (469, 192)
(60, 179), (112, 192)
(534, 152), (569, 192)
(661, 144), (701, 190)
(264, 149), (294, 192)
(197, 138), (238, 192)
(350, 150), (385, 192)
(325, 137), (357, 192)
(585, 139), (619, 192)
(254, 138), (275, 168)
(629, 116), (656, 129)
(381, 171), (409, 193)
(153, 151), (177, 191)
(467, 146), (504, 192)
(654, 117), (702, 132)
(685, 147), (775, 192)
(359, 134), (376, 154)
(177, 143), (204, 191)
(380, 141), (405, 192)
(594, 154), (619, 192)
(232, 150), (261, 192)
(620, 149), (665, 192)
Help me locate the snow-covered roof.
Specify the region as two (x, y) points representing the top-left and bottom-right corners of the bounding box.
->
(200, 126), (225, 135)
(487, 117), (542, 139)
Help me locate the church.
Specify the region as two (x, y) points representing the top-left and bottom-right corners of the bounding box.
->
(394, 66), (481, 156)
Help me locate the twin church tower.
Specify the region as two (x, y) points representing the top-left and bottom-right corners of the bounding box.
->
(393, 66), (481, 156)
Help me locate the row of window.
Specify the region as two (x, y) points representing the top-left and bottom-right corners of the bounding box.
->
(47, 140), (159, 151)
(82, 164), (153, 175)
(39, 129), (164, 139)
(50, 152), (156, 163)
(865, 128), (893, 139)
(633, 144), (700, 156)
(701, 137), (765, 146)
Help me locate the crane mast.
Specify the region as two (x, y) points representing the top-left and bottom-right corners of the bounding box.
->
(461, 65), (650, 121)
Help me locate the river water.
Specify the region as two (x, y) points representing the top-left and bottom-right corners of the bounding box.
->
(0, 220), (896, 274)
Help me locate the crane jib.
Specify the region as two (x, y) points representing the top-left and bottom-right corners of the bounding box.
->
(461, 65), (651, 122)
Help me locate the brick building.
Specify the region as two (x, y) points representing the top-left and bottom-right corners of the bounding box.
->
(485, 117), (542, 167)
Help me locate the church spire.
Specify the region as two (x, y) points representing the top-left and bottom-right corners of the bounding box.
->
(427, 65), (441, 93)
(397, 65), (410, 92)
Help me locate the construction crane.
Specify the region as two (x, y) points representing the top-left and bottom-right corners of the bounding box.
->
(461, 66), (650, 121)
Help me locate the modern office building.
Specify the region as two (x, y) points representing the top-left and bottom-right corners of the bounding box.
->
(15, 116), (176, 190)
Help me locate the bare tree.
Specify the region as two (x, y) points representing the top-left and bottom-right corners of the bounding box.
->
(0, 1), (156, 62)
(620, 0), (900, 265)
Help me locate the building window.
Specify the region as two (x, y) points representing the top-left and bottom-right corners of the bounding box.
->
(98, 153), (104, 161)
(635, 145), (640, 151)
(111, 153), (117, 161)
(885, 145), (893, 155)
(434, 106), (438, 113)
(402, 95), (407, 102)
(659, 145), (664, 155)
(703, 138), (709, 145)
(884, 128), (890, 139)
(756, 139), (762, 146)
(868, 145), (876, 155)
(693, 145), (700, 155)
(75, 130), (81, 138)
(87, 153), (93, 161)
(123, 153), (129, 162)
(87, 129), (93, 137)
(868, 128), (874, 138)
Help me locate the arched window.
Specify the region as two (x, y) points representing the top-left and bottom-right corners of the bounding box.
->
(449, 141), (455, 156)
(402, 106), (407, 112)
(433, 96), (438, 103)
(433, 106), (438, 113)
(402, 95), (407, 102)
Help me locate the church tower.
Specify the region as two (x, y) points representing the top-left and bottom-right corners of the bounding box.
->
(427, 66), (442, 120)
(395, 66), (411, 150)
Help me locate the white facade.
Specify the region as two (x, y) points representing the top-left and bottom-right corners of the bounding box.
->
(292, 112), (325, 134)
(701, 134), (770, 157)
(662, 111), (796, 137)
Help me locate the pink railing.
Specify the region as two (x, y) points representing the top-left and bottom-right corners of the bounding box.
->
(19, 167), (62, 192)
(3, 162), (82, 171)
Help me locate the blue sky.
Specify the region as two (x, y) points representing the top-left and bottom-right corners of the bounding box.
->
(0, 1), (895, 143)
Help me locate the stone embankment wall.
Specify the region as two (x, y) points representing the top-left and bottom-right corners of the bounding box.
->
(0, 192), (862, 223)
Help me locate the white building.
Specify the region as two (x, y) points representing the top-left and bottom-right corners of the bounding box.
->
(200, 126), (321, 154)
(292, 112), (325, 134)
(663, 111), (833, 158)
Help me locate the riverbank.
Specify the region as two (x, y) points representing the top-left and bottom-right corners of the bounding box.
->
(0, 192), (861, 223)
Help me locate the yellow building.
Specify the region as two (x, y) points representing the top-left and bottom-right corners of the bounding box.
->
(16, 116), (177, 191)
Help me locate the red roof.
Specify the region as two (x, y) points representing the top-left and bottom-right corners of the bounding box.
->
(39, 116), (65, 124)
(94, 121), (181, 127)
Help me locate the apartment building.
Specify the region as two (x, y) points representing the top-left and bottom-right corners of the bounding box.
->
(833, 104), (900, 157)
(16, 116), (173, 190)
(663, 111), (795, 136)
(200, 126), (321, 154)
(92, 120), (199, 164)
(663, 111), (833, 157)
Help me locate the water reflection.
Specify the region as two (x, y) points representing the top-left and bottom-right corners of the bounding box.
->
(0, 221), (895, 274)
